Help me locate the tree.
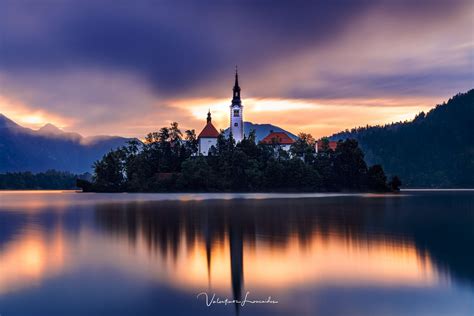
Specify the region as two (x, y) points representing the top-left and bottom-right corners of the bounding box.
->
(93, 149), (126, 191)
(290, 132), (316, 163)
(185, 129), (198, 156)
(389, 176), (402, 191)
(333, 139), (368, 190)
(83, 122), (394, 193)
(367, 165), (389, 192)
(178, 157), (213, 190)
(169, 122), (183, 144)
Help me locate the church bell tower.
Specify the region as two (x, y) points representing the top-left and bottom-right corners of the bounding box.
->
(230, 67), (244, 142)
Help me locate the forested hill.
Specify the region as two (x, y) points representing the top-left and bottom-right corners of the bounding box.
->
(331, 89), (474, 188)
(0, 114), (130, 173)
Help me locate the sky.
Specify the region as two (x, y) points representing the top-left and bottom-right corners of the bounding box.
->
(0, 0), (473, 138)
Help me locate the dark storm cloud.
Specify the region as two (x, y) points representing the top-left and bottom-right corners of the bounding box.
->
(1, 0), (469, 97)
(290, 68), (474, 100)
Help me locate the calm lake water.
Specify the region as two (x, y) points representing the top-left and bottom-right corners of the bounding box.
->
(0, 190), (473, 316)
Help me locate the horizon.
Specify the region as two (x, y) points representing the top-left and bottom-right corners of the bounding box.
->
(0, 90), (460, 139)
(0, 0), (472, 138)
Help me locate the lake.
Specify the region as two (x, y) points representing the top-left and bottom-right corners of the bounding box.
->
(0, 190), (473, 315)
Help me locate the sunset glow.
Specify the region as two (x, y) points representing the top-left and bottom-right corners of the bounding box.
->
(0, 221), (441, 296)
(0, 1), (471, 138)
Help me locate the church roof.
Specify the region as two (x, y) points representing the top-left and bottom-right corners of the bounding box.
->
(261, 132), (295, 145)
(198, 121), (220, 138)
(316, 140), (338, 151)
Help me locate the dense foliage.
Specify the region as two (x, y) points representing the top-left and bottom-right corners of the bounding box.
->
(332, 89), (473, 188)
(0, 170), (88, 189)
(83, 124), (397, 193)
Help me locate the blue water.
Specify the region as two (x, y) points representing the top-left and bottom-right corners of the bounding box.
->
(0, 190), (473, 315)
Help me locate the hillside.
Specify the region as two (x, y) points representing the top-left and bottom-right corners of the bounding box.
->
(331, 90), (474, 188)
(0, 114), (130, 173)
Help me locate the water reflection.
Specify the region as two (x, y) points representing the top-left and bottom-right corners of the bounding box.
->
(0, 223), (67, 295)
(0, 191), (473, 315)
(93, 194), (474, 295)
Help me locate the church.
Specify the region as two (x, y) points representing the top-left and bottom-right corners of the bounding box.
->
(197, 68), (298, 156)
(198, 68), (244, 155)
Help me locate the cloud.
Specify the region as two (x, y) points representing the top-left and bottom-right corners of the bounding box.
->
(2, 0), (470, 95)
(0, 0), (472, 137)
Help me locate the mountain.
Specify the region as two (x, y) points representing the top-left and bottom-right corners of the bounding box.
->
(331, 89), (474, 188)
(224, 122), (297, 141)
(37, 123), (64, 135)
(0, 115), (296, 174)
(0, 114), (130, 173)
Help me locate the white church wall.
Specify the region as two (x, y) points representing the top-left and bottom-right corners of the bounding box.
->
(230, 105), (244, 142)
(199, 138), (217, 156)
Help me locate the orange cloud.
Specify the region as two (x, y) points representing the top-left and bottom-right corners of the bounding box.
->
(173, 96), (439, 138)
(0, 92), (444, 139)
(0, 95), (74, 130)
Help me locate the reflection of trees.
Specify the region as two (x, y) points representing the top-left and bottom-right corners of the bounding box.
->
(93, 193), (474, 294)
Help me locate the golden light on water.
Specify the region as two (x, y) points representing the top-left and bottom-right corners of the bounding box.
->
(0, 221), (440, 296)
(163, 233), (438, 292)
(0, 225), (67, 295)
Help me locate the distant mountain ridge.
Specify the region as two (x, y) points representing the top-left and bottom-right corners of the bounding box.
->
(3, 87), (470, 187)
(224, 122), (298, 141)
(331, 89), (474, 188)
(0, 114), (131, 173)
(0, 115), (297, 173)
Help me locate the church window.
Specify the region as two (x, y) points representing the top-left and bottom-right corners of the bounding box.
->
(234, 123), (238, 127)
(233, 109), (239, 117)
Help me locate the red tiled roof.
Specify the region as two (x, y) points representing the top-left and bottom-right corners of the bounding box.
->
(198, 122), (220, 138)
(316, 140), (338, 151)
(261, 132), (295, 145)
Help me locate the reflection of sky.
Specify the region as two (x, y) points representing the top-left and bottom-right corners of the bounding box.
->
(1, 192), (473, 315)
(0, 1), (472, 138)
(0, 220), (440, 292)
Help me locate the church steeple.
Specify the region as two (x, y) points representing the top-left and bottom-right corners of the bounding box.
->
(230, 66), (244, 142)
(234, 66), (239, 89)
(232, 66), (241, 106)
(207, 109), (212, 123)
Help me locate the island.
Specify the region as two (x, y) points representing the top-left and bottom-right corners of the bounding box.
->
(77, 127), (401, 193)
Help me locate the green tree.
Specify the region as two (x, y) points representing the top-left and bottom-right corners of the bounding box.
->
(93, 149), (126, 191)
(333, 139), (368, 190)
(291, 132), (316, 163)
(367, 165), (389, 192)
(83, 122), (393, 193)
(185, 129), (198, 156)
(389, 176), (402, 191)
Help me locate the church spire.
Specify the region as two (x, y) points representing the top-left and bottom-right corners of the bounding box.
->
(207, 109), (212, 123)
(232, 66), (241, 106)
(234, 65), (239, 89)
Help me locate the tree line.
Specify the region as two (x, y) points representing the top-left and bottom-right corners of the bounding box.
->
(331, 89), (473, 188)
(78, 123), (401, 193)
(0, 170), (89, 190)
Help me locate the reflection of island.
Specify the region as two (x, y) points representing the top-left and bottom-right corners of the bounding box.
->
(93, 193), (474, 296)
(0, 192), (473, 303)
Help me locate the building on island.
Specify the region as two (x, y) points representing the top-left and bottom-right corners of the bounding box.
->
(230, 67), (244, 142)
(315, 140), (338, 153)
(197, 110), (219, 156)
(260, 131), (295, 152)
(197, 67), (245, 156)
(197, 68), (293, 156)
